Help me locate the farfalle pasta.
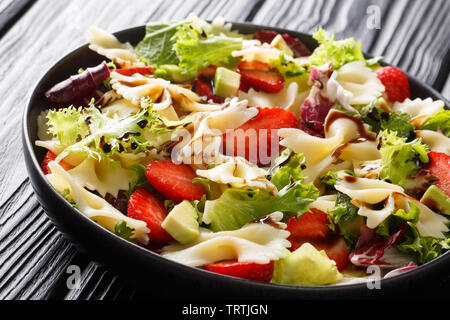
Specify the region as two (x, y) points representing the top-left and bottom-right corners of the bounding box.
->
(36, 16), (450, 287)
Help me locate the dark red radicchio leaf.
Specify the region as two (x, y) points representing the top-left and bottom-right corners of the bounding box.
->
(299, 65), (334, 137)
(383, 262), (418, 278)
(349, 228), (413, 268)
(254, 30), (311, 57)
(300, 86), (333, 137)
(45, 61), (110, 106)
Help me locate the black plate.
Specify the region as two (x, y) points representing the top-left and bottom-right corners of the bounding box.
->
(22, 22), (450, 299)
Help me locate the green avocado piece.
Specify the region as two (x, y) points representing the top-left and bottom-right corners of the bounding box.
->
(214, 67), (241, 98)
(161, 200), (199, 244)
(420, 185), (450, 215)
(271, 243), (343, 286)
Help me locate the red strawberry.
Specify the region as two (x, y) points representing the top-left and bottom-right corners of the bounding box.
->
(238, 61), (271, 71)
(203, 260), (274, 282)
(112, 67), (154, 76)
(313, 237), (350, 272)
(145, 160), (207, 203)
(254, 31), (311, 57)
(375, 66), (411, 102)
(192, 76), (224, 103)
(237, 61), (285, 93)
(198, 65), (218, 80)
(426, 152), (450, 196)
(127, 188), (172, 243)
(222, 107), (299, 165)
(281, 33), (311, 57)
(286, 209), (332, 244)
(41, 151), (72, 174)
(286, 209), (349, 271)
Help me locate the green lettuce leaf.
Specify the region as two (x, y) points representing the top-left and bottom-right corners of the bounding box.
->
(420, 108), (450, 137)
(49, 105), (168, 167)
(136, 21), (186, 66)
(359, 101), (415, 139)
(125, 164), (154, 198)
(204, 181), (319, 232)
(47, 106), (89, 146)
(319, 169), (355, 189)
(173, 22), (242, 73)
(268, 149), (306, 191)
(114, 220), (136, 242)
(310, 28), (366, 69)
(379, 130), (429, 186)
(269, 53), (311, 90)
(329, 191), (363, 250)
(396, 221), (450, 264)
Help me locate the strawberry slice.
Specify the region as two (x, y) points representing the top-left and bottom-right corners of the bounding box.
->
(198, 65), (218, 80)
(203, 260), (274, 282)
(127, 187), (172, 243)
(289, 237), (350, 272)
(145, 160), (207, 203)
(286, 208), (332, 243)
(286, 209), (349, 271)
(313, 237), (350, 272)
(426, 152), (450, 196)
(112, 67), (154, 76)
(192, 76), (224, 103)
(281, 33), (312, 57)
(238, 61), (271, 71)
(222, 107), (299, 165)
(254, 30), (311, 57)
(41, 151), (72, 174)
(375, 66), (411, 102)
(237, 61), (285, 93)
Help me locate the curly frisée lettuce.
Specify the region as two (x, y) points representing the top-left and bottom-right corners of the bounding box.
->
(310, 28), (380, 70)
(47, 104), (169, 167)
(420, 108), (450, 137)
(269, 53), (310, 90)
(136, 16), (243, 77)
(379, 130), (430, 186)
(203, 181), (319, 232)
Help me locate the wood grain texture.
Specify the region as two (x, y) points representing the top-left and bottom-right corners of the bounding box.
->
(0, 0), (449, 300)
(0, 0), (34, 38)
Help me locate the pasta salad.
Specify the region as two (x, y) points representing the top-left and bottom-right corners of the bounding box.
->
(36, 15), (450, 286)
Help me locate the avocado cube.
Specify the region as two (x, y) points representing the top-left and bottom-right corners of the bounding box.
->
(420, 185), (450, 215)
(214, 67), (241, 98)
(161, 200), (200, 244)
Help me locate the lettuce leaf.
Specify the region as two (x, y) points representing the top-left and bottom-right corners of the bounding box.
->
(172, 22), (242, 73)
(204, 181), (319, 232)
(396, 221), (450, 264)
(49, 104), (168, 167)
(269, 53), (310, 90)
(268, 149), (306, 191)
(310, 28), (366, 69)
(359, 102), (415, 140)
(420, 108), (450, 137)
(114, 220), (136, 243)
(330, 191), (362, 250)
(379, 130), (429, 186)
(47, 106), (90, 146)
(136, 22), (186, 66)
(376, 200), (450, 264)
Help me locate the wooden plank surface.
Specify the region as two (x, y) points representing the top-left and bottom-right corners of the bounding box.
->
(0, 0), (449, 300)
